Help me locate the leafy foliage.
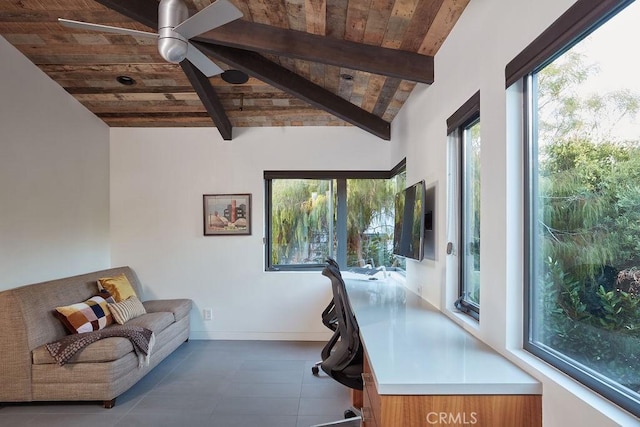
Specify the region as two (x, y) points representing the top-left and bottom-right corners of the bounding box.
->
(271, 179), (332, 265)
(270, 176), (403, 267)
(464, 120), (481, 303)
(533, 46), (640, 390)
(346, 179), (396, 266)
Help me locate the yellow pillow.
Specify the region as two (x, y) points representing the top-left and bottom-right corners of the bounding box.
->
(98, 273), (137, 302)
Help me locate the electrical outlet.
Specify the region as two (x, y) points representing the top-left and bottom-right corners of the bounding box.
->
(202, 308), (213, 321)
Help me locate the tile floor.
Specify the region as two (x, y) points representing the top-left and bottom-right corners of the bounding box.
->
(0, 340), (360, 427)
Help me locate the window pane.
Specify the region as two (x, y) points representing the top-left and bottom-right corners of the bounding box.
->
(270, 179), (334, 265)
(462, 120), (481, 305)
(267, 169), (406, 270)
(346, 174), (406, 269)
(392, 171), (407, 270)
(529, 1), (640, 412)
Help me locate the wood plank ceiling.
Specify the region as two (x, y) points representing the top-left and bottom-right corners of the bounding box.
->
(0, 0), (470, 140)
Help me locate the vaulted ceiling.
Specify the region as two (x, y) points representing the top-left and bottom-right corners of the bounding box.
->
(0, 0), (470, 140)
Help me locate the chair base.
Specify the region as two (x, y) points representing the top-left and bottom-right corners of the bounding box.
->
(310, 415), (362, 427)
(310, 406), (362, 427)
(344, 408), (359, 418)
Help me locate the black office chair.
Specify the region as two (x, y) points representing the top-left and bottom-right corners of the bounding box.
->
(311, 297), (338, 375)
(321, 264), (363, 388)
(311, 261), (363, 426)
(312, 258), (341, 376)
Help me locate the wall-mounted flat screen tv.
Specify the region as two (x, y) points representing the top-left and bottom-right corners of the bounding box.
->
(393, 180), (426, 261)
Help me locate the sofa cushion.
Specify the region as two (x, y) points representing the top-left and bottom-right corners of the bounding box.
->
(32, 337), (133, 365)
(33, 312), (175, 365)
(108, 295), (146, 325)
(54, 295), (113, 334)
(97, 273), (137, 302)
(143, 299), (192, 321)
(124, 311), (174, 334)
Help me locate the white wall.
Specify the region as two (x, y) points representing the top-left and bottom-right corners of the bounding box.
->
(0, 37), (110, 290)
(393, 0), (638, 425)
(110, 126), (392, 340)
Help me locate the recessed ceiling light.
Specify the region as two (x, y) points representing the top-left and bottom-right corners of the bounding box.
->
(221, 69), (249, 85)
(116, 75), (136, 85)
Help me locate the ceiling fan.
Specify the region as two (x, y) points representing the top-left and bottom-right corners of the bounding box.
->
(58, 0), (243, 77)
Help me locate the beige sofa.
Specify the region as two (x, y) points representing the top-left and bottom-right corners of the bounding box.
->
(0, 266), (192, 408)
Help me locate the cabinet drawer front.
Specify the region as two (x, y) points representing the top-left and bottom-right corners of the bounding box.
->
(379, 395), (542, 427)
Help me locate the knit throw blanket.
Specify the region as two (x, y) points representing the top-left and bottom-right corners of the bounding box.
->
(46, 325), (155, 367)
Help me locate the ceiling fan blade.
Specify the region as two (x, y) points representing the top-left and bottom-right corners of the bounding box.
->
(173, 0), (243, 40)
(185, 43), (224, 77)
(58, 18), (158, 39)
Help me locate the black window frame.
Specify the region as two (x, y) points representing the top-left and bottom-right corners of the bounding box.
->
(264, 160), (406, 271)
(508, 0), (640, 417)
(448, 91), (481, 320)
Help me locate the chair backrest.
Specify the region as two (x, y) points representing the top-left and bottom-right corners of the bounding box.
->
(325, 257), (341, 272)
(320, 265), (363, 387)
(332, 270), (362, 371)
(320, 259), (341, 331)
(320, 298), (338, 331)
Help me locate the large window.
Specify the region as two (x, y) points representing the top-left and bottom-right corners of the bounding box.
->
(265, 166), (406, 270)
(512, 0), (640, 416)
(448, 92), (481, 319)
(269, 178), (334, 266)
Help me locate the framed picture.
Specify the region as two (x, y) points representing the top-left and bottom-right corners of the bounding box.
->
(203, 194), (251, 236)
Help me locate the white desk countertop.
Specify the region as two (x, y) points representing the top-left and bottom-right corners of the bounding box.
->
(342, 272), (542, 396)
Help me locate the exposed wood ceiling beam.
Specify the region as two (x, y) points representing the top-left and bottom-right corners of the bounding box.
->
(93, 0), (393, 139)
(192, 41), (390, 140)
(94, 0), (158, 30)
(180, 60), (232, 140)
(195, 20), (434, 84)
(95, 0), (433, 84)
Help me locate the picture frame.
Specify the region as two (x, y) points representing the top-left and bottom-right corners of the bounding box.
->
(203, 194), (251, 236)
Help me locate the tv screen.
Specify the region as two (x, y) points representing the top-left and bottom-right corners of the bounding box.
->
(393, 180), (426, 261)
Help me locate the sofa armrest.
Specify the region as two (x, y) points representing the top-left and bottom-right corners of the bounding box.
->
(142, 299), (192, 321)
(0, 289), (32, 401)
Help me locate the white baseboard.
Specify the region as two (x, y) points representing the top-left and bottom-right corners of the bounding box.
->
(188, 331), (333, 341)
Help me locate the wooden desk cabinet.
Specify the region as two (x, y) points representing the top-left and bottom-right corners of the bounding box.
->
(360, 353), (541, 427)
(344, 276), (542, 427)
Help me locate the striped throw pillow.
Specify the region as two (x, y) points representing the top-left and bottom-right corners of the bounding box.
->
(108, 295), (146, 325)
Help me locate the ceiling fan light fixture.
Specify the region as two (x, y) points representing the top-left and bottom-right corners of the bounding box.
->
(116, 75), (136, 85)
(221, 69), (249, 85)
